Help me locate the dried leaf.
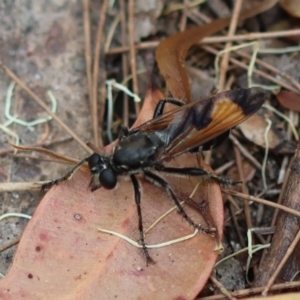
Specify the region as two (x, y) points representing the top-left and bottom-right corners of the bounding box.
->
(238, 113), (296, 154)
(280, 0), (300, 17)
(0, 156), (224, 300)
(276, 89), (300, 112)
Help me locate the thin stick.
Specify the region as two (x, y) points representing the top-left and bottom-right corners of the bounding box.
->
(0, 237), (21, 253)
(92, 0), (108, 147)
(217, 0), (242, 90)
(233, 145), (253, 233)
(106, 29), (300, 54)
(235, 49), (300, 92)
(210, 275), (237, 300)
(0, 136), (72, 156)
(120, 0), (129, 127)
(229, 134), (262, 170)
(262, 229), (300, 296)
(179, 0), (188, 32)
(223, 189), (300, 218)
(200, 281), (300, 300)
(267, 158), (292, 245)
(82, 0), (93, 118)
(261, 118), (272, 189)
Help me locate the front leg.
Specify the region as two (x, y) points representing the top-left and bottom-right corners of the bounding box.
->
(41, 157), (89, 193)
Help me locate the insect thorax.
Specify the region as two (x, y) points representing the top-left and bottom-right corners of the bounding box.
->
(113, 131), (163, 169)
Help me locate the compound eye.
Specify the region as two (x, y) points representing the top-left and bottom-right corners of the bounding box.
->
(88, 153), (101, 169)
(100, 169), (117, 190)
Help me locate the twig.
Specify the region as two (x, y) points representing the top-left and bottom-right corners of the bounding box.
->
(262, 229), (300, 296)
(199, 281), (300, 300)
(222, 189), (300, 218)
(92, 0), (109, 147)
(261, 118), (272, 190)
(229, 134), (262, 170)
(128, 0), (140, 116)
(210, 275), (236, 300)
(0, 136), (72, 156)
(0, 237), (21, 253)
(39, 122), (51, 144)
(233, 145), (253, 233)
(120, 0), (129, 127)
(217, 0), (242, 90)
(106, 29), (300, 55)
(229, 199), (246, 248)
(82, 0), (93, 112)
(179, 0), (189, 32)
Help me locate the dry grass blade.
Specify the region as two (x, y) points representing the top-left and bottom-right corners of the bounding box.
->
(92, 0), (109, 148)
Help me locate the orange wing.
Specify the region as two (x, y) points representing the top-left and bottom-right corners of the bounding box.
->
(133, 87), (267, 161)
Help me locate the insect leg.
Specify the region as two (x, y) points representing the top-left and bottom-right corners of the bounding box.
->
(175, 189), (215, 229)
(153, 98), (185, 118)
(118, 126), (129, 140)
(130, 174), (155, 265)
(154, 165), (241, 186)
(41, 157), (89, 192)
(143, 170), (215, 234)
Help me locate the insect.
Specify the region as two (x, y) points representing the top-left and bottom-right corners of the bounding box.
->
(42, 87), (267, 264)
